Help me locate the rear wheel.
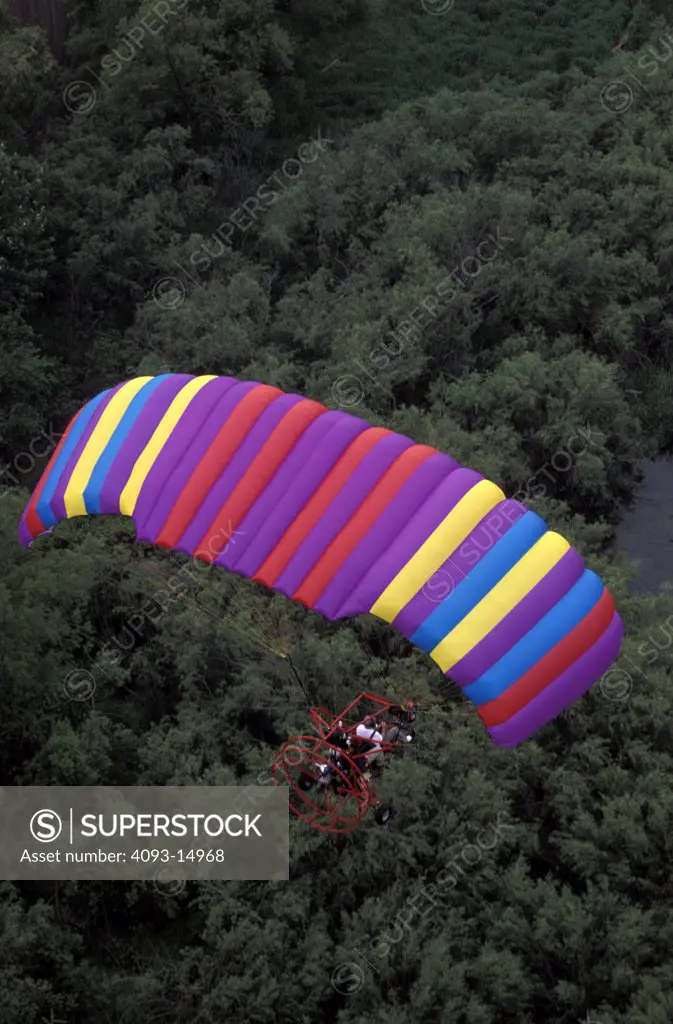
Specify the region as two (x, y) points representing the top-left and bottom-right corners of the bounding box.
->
(374, 802), (393, 826)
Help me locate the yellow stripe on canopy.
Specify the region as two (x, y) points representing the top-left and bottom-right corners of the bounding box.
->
(64, 378), (153, 518)
(370, 479), (504, 622)
(119, 376), (216, 516)
(431, 531), (570, 672)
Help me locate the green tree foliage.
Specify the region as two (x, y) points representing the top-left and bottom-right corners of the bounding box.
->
(0, 4), (56, 151)
(1, 0), (673, 1021)
(0, 144), (59, 457)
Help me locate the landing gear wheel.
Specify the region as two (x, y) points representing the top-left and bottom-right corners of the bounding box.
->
(374, 802), (394, 826)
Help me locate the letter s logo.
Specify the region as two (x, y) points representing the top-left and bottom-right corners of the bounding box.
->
(30, 809), (63, 843)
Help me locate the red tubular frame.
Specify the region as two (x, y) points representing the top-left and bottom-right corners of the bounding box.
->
(274, 692), (413, 832)
(313, 691), (408, 747)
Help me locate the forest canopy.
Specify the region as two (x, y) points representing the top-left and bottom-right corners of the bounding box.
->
(1, 0), (673, 1021)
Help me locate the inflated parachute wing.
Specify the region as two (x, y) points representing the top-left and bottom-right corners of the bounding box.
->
(19, 374), (623, 747)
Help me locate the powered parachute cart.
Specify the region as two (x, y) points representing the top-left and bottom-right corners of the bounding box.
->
(272, 692), (417, 833)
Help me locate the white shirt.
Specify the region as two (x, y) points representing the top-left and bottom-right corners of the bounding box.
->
(356, 723), (382, 744)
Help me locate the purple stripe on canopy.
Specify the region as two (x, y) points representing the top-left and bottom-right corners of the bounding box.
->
(50, 381), (126, 523)
(176, 392), (303, 555)
(316, 452), (454, 620)
(273, 432), (415, 599)
(99, 375), (190, 515)
(223, 412), (368, 574)
(18, 519), (33, 547)
(393, 499), (525, 640)
(336, 466), (482, 618)
(448, 546), (584, 685)
(487, 612), (624, 746)
(135, 377), (245, 542)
